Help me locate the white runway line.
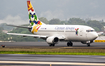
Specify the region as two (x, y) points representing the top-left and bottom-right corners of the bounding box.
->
(0, 61), (105, 66)
(96, 57), (105, 59)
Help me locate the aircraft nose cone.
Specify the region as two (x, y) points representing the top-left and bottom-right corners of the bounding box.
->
(93, 32), (98, 39)
(87, 32), (98, 40)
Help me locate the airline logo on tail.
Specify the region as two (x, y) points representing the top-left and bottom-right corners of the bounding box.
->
(32, 25), (41, 33)
(27, 0), (42, 26)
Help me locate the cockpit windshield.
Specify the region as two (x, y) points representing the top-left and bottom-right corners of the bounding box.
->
(86, 30), (95, 32)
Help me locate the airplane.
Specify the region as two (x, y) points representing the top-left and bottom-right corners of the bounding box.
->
(7, 0), (99, 47)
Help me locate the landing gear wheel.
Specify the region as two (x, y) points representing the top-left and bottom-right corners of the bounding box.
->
(52, 44), (55, 46)
(67, 41), (73, 46)
(67, 43), (70, 46)
(49, 44), (55, 47)
(87, 43), (90, 47)
(1, 45), (5, 48)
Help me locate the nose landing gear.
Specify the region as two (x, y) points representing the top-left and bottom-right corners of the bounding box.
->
(81, 41), (91, 47)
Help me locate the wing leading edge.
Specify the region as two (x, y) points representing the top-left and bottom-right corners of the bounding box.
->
(7, 33), (66, 40)
(7, 33), (47, 39)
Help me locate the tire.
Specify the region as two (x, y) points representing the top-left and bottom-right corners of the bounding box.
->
(49, 44), (55, 47)
(67, 41), (73, 46)
(70, 43), (73, 46)
(67, 43), (70, 46)
(87, 43), (90, 47)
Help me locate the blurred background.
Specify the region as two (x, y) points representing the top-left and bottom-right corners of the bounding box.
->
(0, 0), (105, 42)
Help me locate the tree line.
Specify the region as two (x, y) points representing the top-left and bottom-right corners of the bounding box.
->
(0, 17), (105, 41)
(39, 17), (105, 31)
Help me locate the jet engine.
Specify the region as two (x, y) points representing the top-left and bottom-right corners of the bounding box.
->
(46, 36), (59, 44)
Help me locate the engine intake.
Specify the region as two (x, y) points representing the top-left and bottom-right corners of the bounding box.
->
(46, 36), (59, 44)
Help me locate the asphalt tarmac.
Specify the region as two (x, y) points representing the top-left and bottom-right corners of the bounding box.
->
(0, 54), (105, 66)
(0, 42), (105, 47)
(0, 42), (105, 66)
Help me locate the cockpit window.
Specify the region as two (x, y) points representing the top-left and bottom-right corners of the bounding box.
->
(86, 30), (95, 32)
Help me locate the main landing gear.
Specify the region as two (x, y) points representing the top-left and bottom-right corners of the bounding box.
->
(67, 41), (73, 46)
(49, 44), (55, 47)
(86, 41), (91, 47)
(87, 43), (90, 47)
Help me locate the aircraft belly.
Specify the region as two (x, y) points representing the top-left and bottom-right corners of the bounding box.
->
(34, 31), (88, 41)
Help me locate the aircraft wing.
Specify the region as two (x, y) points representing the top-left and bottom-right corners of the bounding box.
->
(7, 33), (47, 39)
(97, 32), (104, 35)
(7, 24), (31, 29)
(7, 33), (65, 40)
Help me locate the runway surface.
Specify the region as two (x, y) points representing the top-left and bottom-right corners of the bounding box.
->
(0, 42), (105, 66)
(0, 42), (105, 47)
(0, 54), (105, 66)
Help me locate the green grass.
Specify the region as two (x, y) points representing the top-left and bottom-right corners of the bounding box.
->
(0, 47), (105, 55)
(0, 51), (105, 56)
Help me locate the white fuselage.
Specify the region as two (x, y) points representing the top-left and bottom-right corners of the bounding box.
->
(31, 25), (98, 42)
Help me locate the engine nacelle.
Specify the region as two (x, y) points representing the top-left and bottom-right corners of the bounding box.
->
(46, 36), (59, 44)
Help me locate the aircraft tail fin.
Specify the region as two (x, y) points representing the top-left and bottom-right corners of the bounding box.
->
(27, 0), (45, 26)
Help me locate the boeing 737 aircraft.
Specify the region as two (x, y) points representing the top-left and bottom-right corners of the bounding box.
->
(7, 0), (98, 47)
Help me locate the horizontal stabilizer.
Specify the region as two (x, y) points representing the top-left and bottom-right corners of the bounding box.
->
(7, 24), (31, 29)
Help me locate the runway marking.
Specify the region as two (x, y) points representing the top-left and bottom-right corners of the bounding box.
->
(94, 40), (105, 42)
(97, 57), (105, 58)
(0, 61), (105, 66)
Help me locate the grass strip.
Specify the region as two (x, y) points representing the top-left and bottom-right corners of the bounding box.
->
(0, 47), (105, 55)
(0, 51), (105, 56)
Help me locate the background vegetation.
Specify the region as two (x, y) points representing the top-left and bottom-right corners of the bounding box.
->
(0, 17), (105, 42)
